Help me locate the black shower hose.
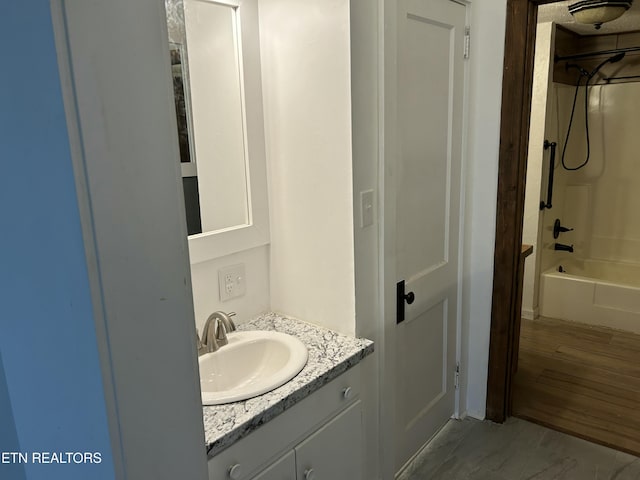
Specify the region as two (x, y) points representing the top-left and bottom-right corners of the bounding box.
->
(561, 72), (592, 171)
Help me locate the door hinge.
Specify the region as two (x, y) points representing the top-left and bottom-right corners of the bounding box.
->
(455, 362), (460, 389)
(464, 26), (470, 60)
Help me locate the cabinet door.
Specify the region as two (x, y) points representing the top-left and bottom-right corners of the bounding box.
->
(295, 401), (362, 480)
(251, 451), (296, 480)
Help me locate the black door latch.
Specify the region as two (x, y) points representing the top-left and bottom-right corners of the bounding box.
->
(397, 280), (415, 324)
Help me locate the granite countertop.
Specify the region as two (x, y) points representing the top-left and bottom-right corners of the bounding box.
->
(202, 312), (374, 457)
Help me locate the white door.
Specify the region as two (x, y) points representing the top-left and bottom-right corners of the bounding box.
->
(387, 0), (466, 471)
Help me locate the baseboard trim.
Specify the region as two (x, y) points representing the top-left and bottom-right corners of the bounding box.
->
(521, 307), (538, 320)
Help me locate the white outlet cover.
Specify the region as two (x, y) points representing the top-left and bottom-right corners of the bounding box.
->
(218, 263), (246, 302)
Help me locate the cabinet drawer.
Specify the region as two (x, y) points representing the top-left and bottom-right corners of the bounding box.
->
(208, 364), (361, 480)
(251, 451), (295, 480)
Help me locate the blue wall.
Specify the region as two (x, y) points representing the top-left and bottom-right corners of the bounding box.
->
(0, 352), (26, 480)
(0, 2), (115, 479)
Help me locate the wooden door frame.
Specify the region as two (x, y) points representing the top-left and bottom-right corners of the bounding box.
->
(485, 0), (561, 422)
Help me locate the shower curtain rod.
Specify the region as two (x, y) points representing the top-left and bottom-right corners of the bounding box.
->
(555, 45), (640, 62)
(602, 74), (640, 83)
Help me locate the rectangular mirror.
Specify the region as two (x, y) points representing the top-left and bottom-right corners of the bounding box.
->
(169, 42), (202, 235)
(165, 0), (269, 263)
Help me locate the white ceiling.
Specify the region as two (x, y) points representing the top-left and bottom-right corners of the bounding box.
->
(538, 1), (640, 35)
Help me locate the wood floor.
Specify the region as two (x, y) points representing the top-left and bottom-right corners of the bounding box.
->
(513, 316), (640, 457)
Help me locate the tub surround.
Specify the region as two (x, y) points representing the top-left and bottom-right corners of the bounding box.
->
(540, 259), (640, 334)
(202, 312), (374, 457)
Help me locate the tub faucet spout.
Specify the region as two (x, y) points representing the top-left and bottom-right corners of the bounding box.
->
(554, 243), (574, 253)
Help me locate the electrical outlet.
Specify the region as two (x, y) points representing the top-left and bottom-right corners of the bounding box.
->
(218, 264), (246, 301)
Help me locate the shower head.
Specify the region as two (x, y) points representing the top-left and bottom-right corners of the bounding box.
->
(608, 52), (626, 64)
(590, 52), (626, 78)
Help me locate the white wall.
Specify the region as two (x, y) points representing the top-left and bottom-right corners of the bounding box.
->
(460, 0), (508, 419)
(260, 0), (357, 335)
(190, 245), (270, 333)
(521, 22), (555, 320)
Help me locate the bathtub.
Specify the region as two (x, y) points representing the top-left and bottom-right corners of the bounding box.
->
(540, 258), (640, 334)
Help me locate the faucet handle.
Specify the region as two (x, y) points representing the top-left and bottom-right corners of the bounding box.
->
(553, 219), (574, 239)
(228, 312), (237, 330)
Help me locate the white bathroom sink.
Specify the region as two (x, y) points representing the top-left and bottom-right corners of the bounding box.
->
(198, 331), (308, 405)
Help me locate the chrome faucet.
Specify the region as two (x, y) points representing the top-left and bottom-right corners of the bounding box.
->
(197, 311), (236, 355)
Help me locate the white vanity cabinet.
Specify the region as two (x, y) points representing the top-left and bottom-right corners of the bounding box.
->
(208, 364), (363, 480)
(251, 401), (362, 480)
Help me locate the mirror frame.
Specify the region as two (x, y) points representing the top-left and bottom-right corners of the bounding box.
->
(185, 0), (270, 264)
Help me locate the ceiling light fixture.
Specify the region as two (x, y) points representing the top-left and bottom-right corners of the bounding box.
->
(568, 0), (633, 29)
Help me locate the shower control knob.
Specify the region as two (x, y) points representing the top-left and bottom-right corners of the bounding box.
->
(553, 219), (574, 239)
